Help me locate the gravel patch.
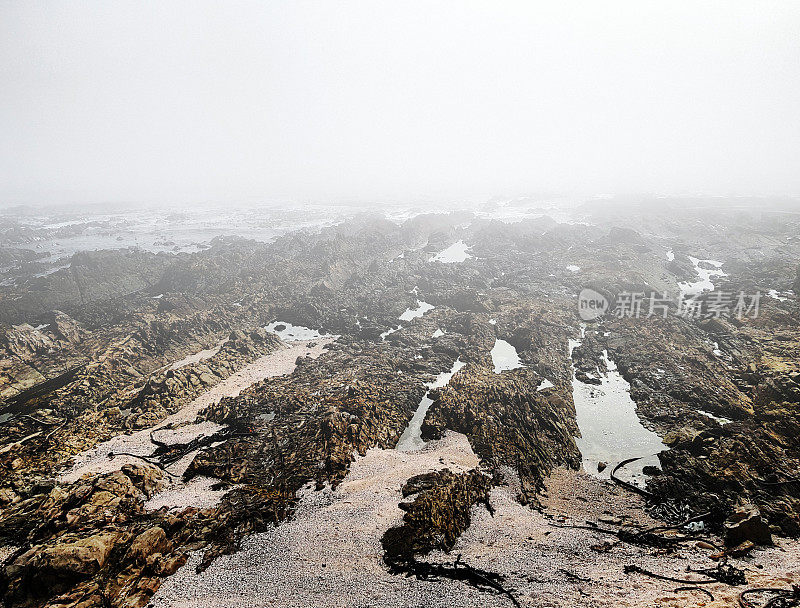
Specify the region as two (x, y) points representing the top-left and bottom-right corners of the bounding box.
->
(152, 449), (800, 607)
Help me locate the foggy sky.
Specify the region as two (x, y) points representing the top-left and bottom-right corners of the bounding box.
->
(1, 1), (799, 206)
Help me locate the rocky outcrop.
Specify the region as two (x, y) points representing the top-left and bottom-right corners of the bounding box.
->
(382, 468), (492, 563)
(0, 328), (282, 484)
(592, 303), (800, 533)
(423, 366), (581, 504)
(6, 531), (121, 598)
(0, 249), (178, 325)
(0, 462), (175, 607)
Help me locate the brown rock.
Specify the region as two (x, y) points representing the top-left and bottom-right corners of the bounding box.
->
(122, 463), (166, 498)
(725, 504), (772, 546)
(126, 526), (171, 564)
(728, 540), (756, 557)
(12, 532), (120, 583)
(153, 552), (188, 576)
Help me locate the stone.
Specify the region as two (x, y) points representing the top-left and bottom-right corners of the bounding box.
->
(728, 540), (756, 557)
(725, 504), (773, 547)
(12, 532), (121, 584)
(126, 526), (171, 564)
(122, 463), (166, 498)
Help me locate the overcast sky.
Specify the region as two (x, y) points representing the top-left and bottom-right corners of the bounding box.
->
(1, 1), (799, 206)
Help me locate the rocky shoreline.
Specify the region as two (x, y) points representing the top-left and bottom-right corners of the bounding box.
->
(0, 202), (798, 606)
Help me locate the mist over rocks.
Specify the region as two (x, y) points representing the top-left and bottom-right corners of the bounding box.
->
(0, 201), (798, 607)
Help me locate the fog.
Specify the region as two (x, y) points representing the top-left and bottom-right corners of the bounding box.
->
(2, 1), (799, 206)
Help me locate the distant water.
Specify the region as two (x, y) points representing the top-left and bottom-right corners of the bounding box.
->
(3, 206), (354, 267)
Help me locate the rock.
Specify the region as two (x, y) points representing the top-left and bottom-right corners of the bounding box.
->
(94, 469), (139, 499)
(154, 552), (188, 576)
(0, 487), (18, 504)
(10, 532), (121, 586)
(122, 463), (166, 498)
(728, 540), (756, 557)
(662, 427), (706, 454)
(725, 504), (773, 546)
(382, 469), (492, 562)
(126, 526), (171, 564)
(597, 461), (607, 473)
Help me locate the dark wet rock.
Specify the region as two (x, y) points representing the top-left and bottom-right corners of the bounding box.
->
(423, 365), (581, 505)
(382, 468), (491, 562)
(724, 504), (773, 547)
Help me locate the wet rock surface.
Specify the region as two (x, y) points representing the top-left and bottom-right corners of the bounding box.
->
(382, 468), (492, 562)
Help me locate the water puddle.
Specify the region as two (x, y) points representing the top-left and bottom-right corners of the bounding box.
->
(429, 240), (472, 263)
(537, 379), (554, 391)
(396, 359), (466, 451)
(768, 289), (793, 302)
(380, 298), (435, 340)
(679, 256), (726, 296)
(399, 300), (434, 321)
(265, 321), (330, 342)
(569, 335), (666, 487)
(490, 339), (524, 373)
(380, 326), (401, 340)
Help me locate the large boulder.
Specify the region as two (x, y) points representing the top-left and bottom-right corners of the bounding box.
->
(382, 469), (492, 563)
(725, 504), (773, 546)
